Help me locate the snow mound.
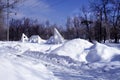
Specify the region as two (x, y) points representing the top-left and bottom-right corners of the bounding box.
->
(21, 33), (29, 42)
(86, 42), (120, 62)
(47, 28), (64, 44)
(29, 35), (45, 43)
(51, 38), (93, 62)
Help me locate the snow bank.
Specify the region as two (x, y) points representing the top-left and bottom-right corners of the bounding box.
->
(51, 38), (93, 62)
(86, 42), (120, 62)
(51, 39), (120, 63)
(1, 40), (120, 80)
(47, 28), (64, 44)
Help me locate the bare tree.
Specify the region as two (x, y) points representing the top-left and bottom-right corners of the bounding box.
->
(90, 0), (112, 42)
(73, 16), (81, 38)
(66, 17), (76, 39)
(0, 0), (20, 40)
(110, 0), (120, 43)
(81, 6), (93, 42)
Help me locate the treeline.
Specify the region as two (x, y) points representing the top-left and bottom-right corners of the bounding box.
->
(3, 0), (120, 43)
(9, 15), (119, 43)
(0, 0), (19, 40)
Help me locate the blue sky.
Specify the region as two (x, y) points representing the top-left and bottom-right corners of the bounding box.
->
(14, 0), (89, 26)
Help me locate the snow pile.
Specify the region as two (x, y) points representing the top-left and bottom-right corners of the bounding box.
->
(86, 42), (120, 62)
(47, 28), (64, 44)
(21, 33), (29, 42)
(51, 38), (93, 62)
(29, 35), (45, 43)
(51, 39), (120, 63)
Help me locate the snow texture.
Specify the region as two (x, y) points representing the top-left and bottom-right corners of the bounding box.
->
(51, 38), (93, 62)
(0, 39), (120, 80)
(86, 42), (120, 63)
(29, 35), (45, 43)
(0, 58), (59, 80)
(47, 28), (64, 44)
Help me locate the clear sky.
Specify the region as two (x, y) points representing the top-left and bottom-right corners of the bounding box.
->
(14, 0), (89, 26)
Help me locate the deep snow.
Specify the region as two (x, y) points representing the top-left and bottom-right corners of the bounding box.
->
(0, 38), (120, 80)
(86, 42), (120, 62)
(51, 39), (93, 62)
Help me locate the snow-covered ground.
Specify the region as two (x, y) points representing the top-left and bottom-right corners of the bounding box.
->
(0, 38), (120, 80)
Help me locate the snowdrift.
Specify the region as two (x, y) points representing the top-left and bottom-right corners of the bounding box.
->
(1, 38), (120, 63)
(0, 40), (120, 80)
(51, 39), (120, 63)
(86, 42), (120, 62)
(51, 38), (93, 62)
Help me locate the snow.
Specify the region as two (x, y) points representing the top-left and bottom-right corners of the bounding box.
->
(86, 42), (120, 62)
(47, 28), (64, 44)
(0, 41), (61, 54)
(51, 39), (120, 63)
(21, 33), (29, 42)
(51, 38), (93, 62)
(0, 58), (59, 80)
(0, 38), (120, 80)
(29, 35), (45, 43)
